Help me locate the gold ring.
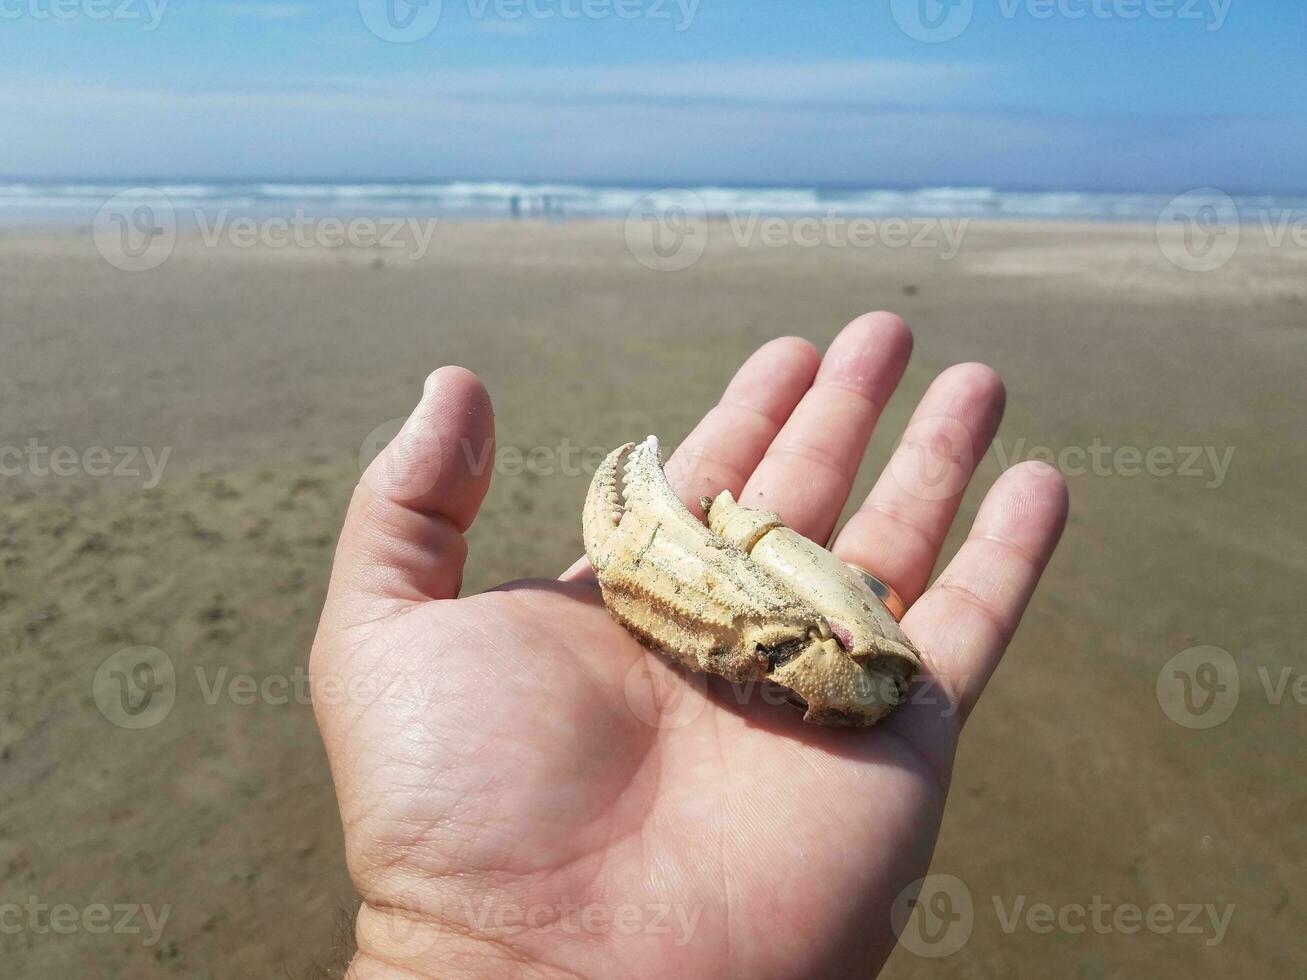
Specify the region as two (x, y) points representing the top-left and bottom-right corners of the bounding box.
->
(845, 563), (908, 622)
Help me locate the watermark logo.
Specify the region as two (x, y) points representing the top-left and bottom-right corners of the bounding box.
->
(93, 190), (442, 271)
(891, 874), (974, 957)
(891, 0), (975, 43)
(891, 874), (1234, 956)
(360, 430), (625, 496)
(1157, 188), (1307, 272)
(98, 657), (449, 717)
(92, 646), (177, 730)
(1156, 188), (1240, 273)
(624, 190), (710, 272)
(359, 416), (410, 479)
(1156, 645), (1239, 729)
(93, 189), (177, 273)
(623, 656), (709, 730)
(1157, 646), (1306, 728)
(359, 0), (443, 41)
(358, 414), (447, 498)
(625, 201), (967, 272)
(887, 415), (976, 502)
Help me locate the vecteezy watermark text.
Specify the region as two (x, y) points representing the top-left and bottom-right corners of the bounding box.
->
(93, 646), (463, 729)
(358, 425), (621, 498)
(621, 654), (961, 731)
(92, 190), (440, 272)
(358, 0), (700, 43)
(195, 212), (437, 260)
(993, 438), (1234, 489)
(891, 0), (1231, 43)
(0, 0), (168, 29)
(465, 0), (700, 28)
(0, 898), (171, 948)
(624, 191), (971, 272)
(892, 874), (1233, 958)
(991, 895), (1234, 946)
(0, 441), (171, 489)
(460, 896), (702, 946)
(726, 213), (969, 259)
(995, 0), (1230, 29)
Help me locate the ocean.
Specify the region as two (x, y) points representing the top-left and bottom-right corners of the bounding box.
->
(2, 180), (1304, 225)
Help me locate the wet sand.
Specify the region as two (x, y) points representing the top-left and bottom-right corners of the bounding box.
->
(1, 220), (1303, 977)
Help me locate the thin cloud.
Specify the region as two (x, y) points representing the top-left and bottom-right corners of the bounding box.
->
(6, 63), (1298, 126)
(22, 60), (991, 114)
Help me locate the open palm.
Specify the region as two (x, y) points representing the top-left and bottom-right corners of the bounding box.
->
(311, 313), (1068, 980)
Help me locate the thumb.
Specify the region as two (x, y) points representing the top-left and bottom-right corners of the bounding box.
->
(323, 366), (495, 629)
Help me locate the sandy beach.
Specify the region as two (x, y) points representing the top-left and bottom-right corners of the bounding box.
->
(1, 218), (1304, 977)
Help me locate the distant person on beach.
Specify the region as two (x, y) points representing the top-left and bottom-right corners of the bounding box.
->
(309, 312), (1068, 977)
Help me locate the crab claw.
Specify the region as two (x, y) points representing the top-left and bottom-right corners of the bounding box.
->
(583, 436), (688, 568)
(582, 441), (636, 569)
(581, 434), (913, 726)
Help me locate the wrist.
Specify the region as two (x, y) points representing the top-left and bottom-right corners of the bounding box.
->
(348, 901), (574, 980)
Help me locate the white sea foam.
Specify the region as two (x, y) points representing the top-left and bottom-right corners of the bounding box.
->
(1, 180), (1303, 224)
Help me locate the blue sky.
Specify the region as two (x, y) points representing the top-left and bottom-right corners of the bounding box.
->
(2, 0), (1304, 191)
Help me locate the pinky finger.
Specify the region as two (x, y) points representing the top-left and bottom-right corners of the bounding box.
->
(901, 461), (1069, 729)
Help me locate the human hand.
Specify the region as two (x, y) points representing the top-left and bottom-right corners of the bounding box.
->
(311, 312), (1068, 979)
